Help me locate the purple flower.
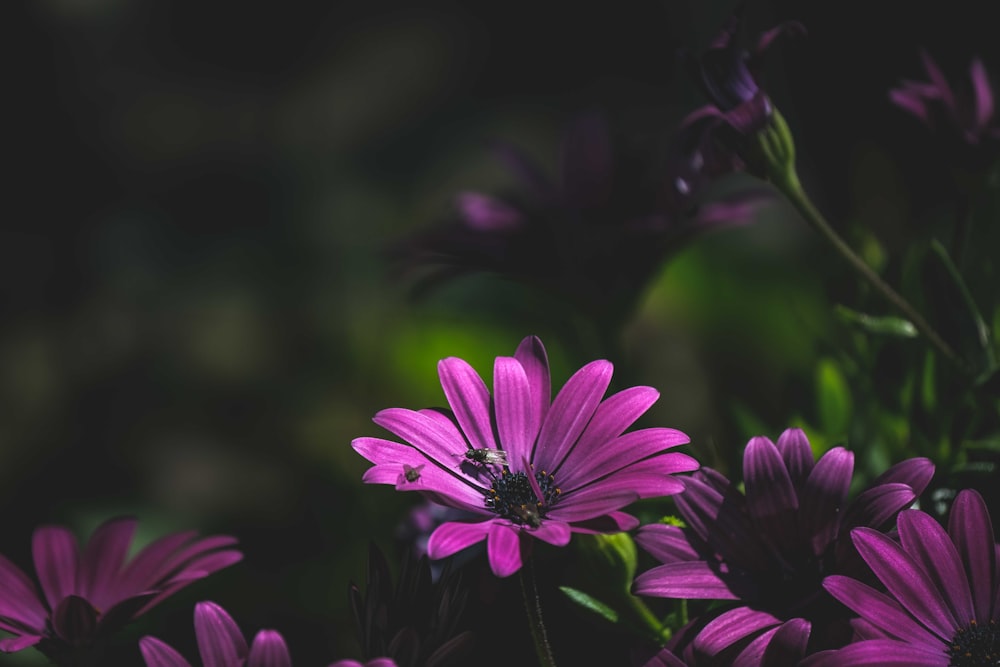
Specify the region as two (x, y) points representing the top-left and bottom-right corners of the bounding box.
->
(396, 114), (764, 324)
(632, 429), (934, 661)
(803, 489), (998, 666)
(0, 517), (242, 662)
(643, 617), (811, 667)
(141, 601), (398, 667)
(891, 52), (1000, 146)
(352, 335), (697, 577)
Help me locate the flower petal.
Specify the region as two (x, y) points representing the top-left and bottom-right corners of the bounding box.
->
(568, 511), (639, 534)
(493, 356), (536, 467)
(822, 575), (934, 645)
(194, 601), (248, 667)
(775, 428), (814, 488)
(842, 483), (917, 535)
(635, 524), (702, 563)
(438, 357), (497, 452)
(426, 521), (492, 561)
(675, 475), (770, 572)
(744, 437), (799, 554)
(248, 629), (292, 667)
(140, 636), (194, 667)
(32, 525), (80, 612)
(77, 517), (137, 608)
(0, 553), (48, 632)
(371, 408), (470, 466)
(632, 562), (744, 600)
(761, 618), (810, 667)
(557, 427), (691, 491)
(898, 508), (974, 625)
(948, 489), (995, 622)
(529, 520), (571, 547)
(800, 640), (945, 667)
(487, 522), (523, 577)
(798, 447), (852, 555)
(533, 360), (612, 472)
(692, 606), (782, 656)
(871, 457), (934, 499)
(514, 336), (550, 432)
(550, 488), (638, 522)
(454, 192), (524, 232)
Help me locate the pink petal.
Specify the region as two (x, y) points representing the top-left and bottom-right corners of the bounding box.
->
(194, 601), (248, 667)
(426, 521), (492, 560)
(32, 525), (80, 611)
(438, 357), (496, 452)
(140, 636), (194, 667)
(533, 360), (612, 472)
(493, 356), (536, 467)
(487, 522), (523, 577)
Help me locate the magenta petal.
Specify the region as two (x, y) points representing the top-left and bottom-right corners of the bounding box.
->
(693, 607), (782, 656)
(970, 58), (995, 134)
(487, 522), (523, 577)
(761, 618), (810, 667)
(822, 575), (933, 645)
(871, 457), (934, 499)
(426, 521), (492, 560)
(898, 509), (974, 624)
(371, 409), (469, 464)
(77, 517), (137, 606)
(733, 624), (780, 667)
(842, 482), (916, 534)
(437, 357), (497, 452)
(454, 192), (524, 232)
(568, 511), (639, 534)
(676, 476), (769, 572)
(551, 488), (638, 522)
(32, 525), (80, 612)
(493, 356), (535, 466)
(194, 601), (248, 667)
(635, 524), (702, 563)
(948, 489), (995, 622)
(247, 629), (292, 667)
(642, 648), (688, 667)
(851, 527), (957, 641)
(533, 359), (612, 472)
(529, 520), (571, 547)
(0, 554), (48, 630)
(513, 335), (551, 432)
(558, 427), (691, 490)
(0, 634), (44, 653)
(775, 428), (815, 487)
(801, 639), (945, 667)
(798, 447), (852, 555)
(744, 437), (799, 553)
(140, 636), (194, 667)
(115, 531), (199, 599)
(632, 562), (742, 600)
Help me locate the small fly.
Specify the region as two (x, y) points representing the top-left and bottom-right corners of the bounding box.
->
(512, 503), (543, 528)
(460, 448), (509, 467)
(402, 463), (423, 482)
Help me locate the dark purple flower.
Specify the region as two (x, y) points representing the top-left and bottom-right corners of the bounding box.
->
(891, 52), (1000, 146)
(0, 517), (242, 662)
(397, 114), (765, 324)
(632, 429), (934, 661)
(352, 335), (697, 577)
(803, 489), (998, 666)
(643, 617), (811, 667)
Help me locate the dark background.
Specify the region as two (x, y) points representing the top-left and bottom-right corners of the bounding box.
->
(3, 1), (997, 664)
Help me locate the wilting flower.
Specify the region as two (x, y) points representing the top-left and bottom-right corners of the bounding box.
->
(347, 543), (473, 667)
(352, 335), (697, 577)
(140, 601), (294, 667)
(632, 429), (934, 661)
(891, 51), (1000, 147)
(397, 114), (765, 325)
(0, 517), (242, 664)
(802, 489), (998, 666)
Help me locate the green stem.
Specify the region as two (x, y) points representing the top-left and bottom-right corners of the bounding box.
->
(624, 593), (671, 643)
(520, 559), (557, 667)
(780, 174), (968, 374)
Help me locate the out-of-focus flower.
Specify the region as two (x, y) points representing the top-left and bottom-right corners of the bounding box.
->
(0, 517), (242, 664)
(396, 114), (766, 325)
(352, 335), (697, 577)
(891, 52), (1000, 146)
(803, 489), (998, 666)
(632, 429), (934, 662)
(140, 601), (292, 667)
(347, 543), (473, 667)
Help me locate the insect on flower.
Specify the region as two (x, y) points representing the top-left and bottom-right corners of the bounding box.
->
(461, 447), (509, 467)
(402, 463), (424, 482)
(512, 503), (543, 529)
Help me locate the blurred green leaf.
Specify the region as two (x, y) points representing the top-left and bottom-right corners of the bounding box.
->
(559, 586), (620, 624)
(815, 358), (852, 436)
(833, 305), (917, 338)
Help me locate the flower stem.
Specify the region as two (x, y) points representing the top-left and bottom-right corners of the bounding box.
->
(624, 592), (671, 643)
(520, 559), (557, 667)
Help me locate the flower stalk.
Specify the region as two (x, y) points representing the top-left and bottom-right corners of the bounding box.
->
(520, 559), (557, 667)
(759, 106), (970, 375)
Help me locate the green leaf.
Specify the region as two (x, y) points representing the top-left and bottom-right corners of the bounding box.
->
(833, 305), (917, 338)
(815, 358), (853, 436)
(558, 586), (620, 624)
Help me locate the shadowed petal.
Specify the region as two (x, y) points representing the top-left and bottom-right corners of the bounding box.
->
(842, 483), (917, 536)
(635, 524), (702, 563)
(487, 523), (522, 577)
(948, 489), (995, 622)
(455, 192), (524, 232)
(676, 476), (770, 571)
(799, 447), (852, 555)
(77, 517), (137, 608)
(693, 607), (782, 656)
(871, 457), (934, 498)
(800, 639), (944, 667)
(569, 511), (639, 534)
(744, 437), (799, 553)
(971, 58), (995, 133)
(632, 562), (744, 600)
(194, 601), (248, 667)
(248, 629), (292, 667)
(761, 618), (810, 667)
(533, 360), (612, 472)
(898, 509), (974, 624)
(140, 636), (194, 667)
(775, 428), (814, 488)
(31, 526), (79, 612)
(822, 575), (933, 645)
(438, 357), (497, 452)
(851, 528), (956, 641)
(427, 521), (492, 560)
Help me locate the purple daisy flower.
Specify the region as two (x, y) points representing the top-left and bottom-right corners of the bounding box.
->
(803, 489), (998, 666)
(397, 114), (765, 325)
(0, 517), (242, 662)
(891, 51), (1000, 147)
(140, 601), (398, 667)
(352, 335), (697, 577)
(632, 429), (934, 661)
(644, 617), (811, 667)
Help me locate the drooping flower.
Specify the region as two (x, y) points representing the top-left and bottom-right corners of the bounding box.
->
(352, 335), (697, 577)
(802, 489), (998, 666)
(891, 51), (1000, 147)
(396, 114), (766, 325)
(0, 517), (242, 664)
(632, 429), (934, 661)
(347, 543), (474, 667)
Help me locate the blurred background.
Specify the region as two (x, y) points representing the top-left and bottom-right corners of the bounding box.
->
(4, 0), (999, 664)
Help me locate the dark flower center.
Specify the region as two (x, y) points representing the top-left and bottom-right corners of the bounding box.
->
(949, 618), (1000, 666)
(485, 468), (560, 528)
